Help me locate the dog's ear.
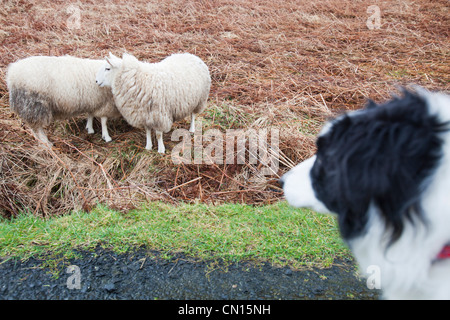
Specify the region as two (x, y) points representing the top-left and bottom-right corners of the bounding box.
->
(365, 99), (377, 110)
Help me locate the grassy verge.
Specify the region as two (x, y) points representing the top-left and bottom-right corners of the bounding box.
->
(0, 201), (350, 270)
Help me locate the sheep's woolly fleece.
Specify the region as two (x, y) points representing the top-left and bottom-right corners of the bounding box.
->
(7, 56), (120, 129)
(108, 53), (211, 133)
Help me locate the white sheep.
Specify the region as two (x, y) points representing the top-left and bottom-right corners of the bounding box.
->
(95, 52), (211, 153)
(6, 55), (121, 146)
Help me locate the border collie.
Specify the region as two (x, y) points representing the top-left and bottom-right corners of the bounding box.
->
(280, 88), (450, 299)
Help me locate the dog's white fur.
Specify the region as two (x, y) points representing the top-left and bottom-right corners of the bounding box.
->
(282, 89), (450, 299)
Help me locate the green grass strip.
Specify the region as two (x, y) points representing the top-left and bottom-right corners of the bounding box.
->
(0, 201), (351, 269)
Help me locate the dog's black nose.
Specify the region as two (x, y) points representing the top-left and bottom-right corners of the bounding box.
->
(278, 177), (285, 189)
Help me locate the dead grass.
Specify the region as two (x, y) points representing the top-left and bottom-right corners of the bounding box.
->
(0, 0), (448, 217)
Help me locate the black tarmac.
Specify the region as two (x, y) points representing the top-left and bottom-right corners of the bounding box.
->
(0, 247), (380, 300)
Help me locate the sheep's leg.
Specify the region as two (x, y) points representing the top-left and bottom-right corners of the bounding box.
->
(156, 130), (165, 153)
(31, 127), (52, 148)
(86, 116), (95, 134)
(145, 127), (153, 150)
(101, 117), (112, 142)
(189, 114), (196, 133)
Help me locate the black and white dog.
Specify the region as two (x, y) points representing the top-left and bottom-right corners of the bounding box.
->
(280, 88), (450, 299)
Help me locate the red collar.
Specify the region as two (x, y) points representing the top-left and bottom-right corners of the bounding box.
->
(437, 245), (450, 260)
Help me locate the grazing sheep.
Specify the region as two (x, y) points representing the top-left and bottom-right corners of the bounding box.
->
(95, 52), (211, 153)
(6, 55), (121, 146)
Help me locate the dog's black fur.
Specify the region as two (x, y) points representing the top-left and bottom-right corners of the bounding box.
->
(310, 90), (448, 243)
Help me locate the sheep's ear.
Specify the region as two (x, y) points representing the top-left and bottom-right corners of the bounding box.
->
(122, 53), (139, 67)
(122, 52), (137, 61)
(105, 54), (121, 68)
(105, 57), (114, 67)
(108, 52), (119, 59)
(105, 52), (121, 67)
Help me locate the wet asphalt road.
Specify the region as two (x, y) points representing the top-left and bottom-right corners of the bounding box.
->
(0, 247), (380, 300)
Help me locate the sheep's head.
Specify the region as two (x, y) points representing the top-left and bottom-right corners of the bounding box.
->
(96, 52), (121, 87)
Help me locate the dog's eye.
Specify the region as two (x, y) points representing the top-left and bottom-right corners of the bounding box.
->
(105, 67), (110, 71)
